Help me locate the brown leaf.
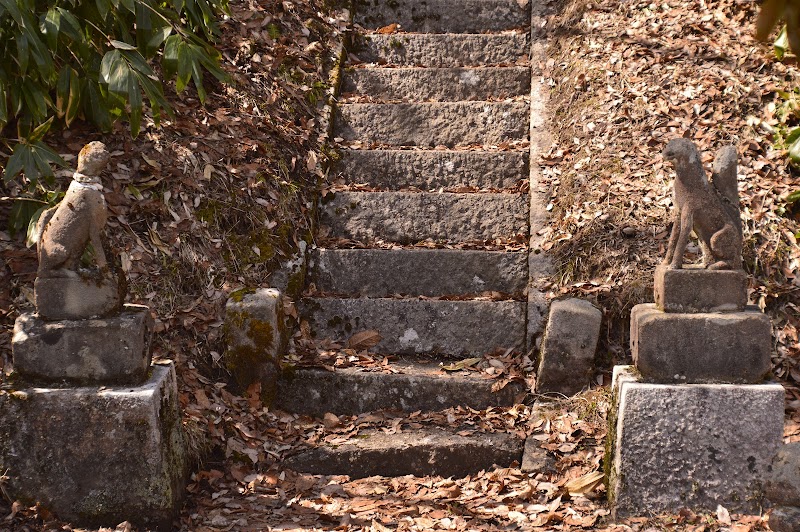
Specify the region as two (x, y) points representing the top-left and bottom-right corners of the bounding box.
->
(323, 412), (341, 429)
(348, 330), (382, 349)
(376, 23), (399, 34)
(564, 471), (604, 496)
(441, 357), (482, 371)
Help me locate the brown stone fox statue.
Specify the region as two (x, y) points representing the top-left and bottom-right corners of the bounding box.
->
(36, 142), (111, 278)
(661, 138), (742, 270)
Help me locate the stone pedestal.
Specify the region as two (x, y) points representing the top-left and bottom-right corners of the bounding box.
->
(654, 266), (747, 313)
(631, 304), (771, 384)
(609, 366), (783, 518)
(0, 363), (187, 529)
(34, 276), (124, 320)
(12, 304), (152, 385)
(609, 266), (784, 518)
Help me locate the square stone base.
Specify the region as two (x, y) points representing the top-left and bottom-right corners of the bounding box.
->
(608, 366), (784, 518)
(12, 305), (152, 385)
(34, 275), (124, 320)
(631, 304), (771, 383)
(654, 265), (747, 313)
(0, 363), (187, 529)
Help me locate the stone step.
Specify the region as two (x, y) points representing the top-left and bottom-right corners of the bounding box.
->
(320, 191), (529, 243)
(342, 66), (531, 101)
(336, 102), (529, 147)
(275, 358), (527, 416)
(336, 149), (528, 190)
(300, 297), (526, 357)
(311, 248), (528, 296)
(354, 0), (530, 33)
(283, 427), (525, 478)
(355, 33), (530, 67)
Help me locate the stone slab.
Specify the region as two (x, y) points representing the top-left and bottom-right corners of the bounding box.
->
(12, 304), (152, 385)
(301, 297), (526, 357)
(354, 0), (530, 33)
(608, 366), (784, 518)
(769, 507), (800, 532)
(535, 299), (602, 396)
(766, 443), (800, 506)
(631, 303), (772, 384)
(312, 248), (528, 296)
(521, 437), (556, 474)
(336, 102), (530, 147)
(0, 363), (187, 529)
(336, 148), (528, 190)
(342, 67), (531, 101)
(275, 359), (527, 416)
(224, 288), (288, 403)
(320, 191), (529, 244)
(283, 427), (524, 478)
(34, 276), (124, 320)
(654, 265), (747, 313)
(356, 33), (530, 67)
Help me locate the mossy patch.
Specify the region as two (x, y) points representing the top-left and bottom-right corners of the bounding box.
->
(224, 311), (282, 404)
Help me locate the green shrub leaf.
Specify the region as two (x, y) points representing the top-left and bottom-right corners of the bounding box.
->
(0, 0), (230, 197)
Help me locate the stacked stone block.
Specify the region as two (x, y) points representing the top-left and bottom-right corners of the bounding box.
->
(608, 265), (784, 517)
(7, 305), (187, 529)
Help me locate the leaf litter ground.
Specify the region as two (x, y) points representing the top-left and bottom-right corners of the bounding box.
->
(0, 0), (799, 529)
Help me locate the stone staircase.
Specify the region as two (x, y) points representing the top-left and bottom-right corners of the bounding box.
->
(277, 0), (548, 478)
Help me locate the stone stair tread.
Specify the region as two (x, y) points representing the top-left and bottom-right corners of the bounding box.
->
(320, 191), (529, 244)
(312, 248), (527, 296)
(336, 102), (529, 147)
(300, 297), (526, 357)
(355, 33), (529, 67)
(354, 0), (530, 33)
(336, 148), (528, 190)
(342, 66), (531, 102)
(275, 357), (527, 416)
(282, 426), (525, 478)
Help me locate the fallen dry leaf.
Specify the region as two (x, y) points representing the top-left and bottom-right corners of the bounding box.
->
(347, 330), (382, 349)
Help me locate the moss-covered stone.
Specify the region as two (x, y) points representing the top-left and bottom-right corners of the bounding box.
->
(224, 288), (288, 404)
(0, 364), (186, 529)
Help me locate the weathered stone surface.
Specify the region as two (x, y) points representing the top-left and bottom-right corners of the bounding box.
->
(275, 359), (526, 416)
(336, 102), (530, 147)
(654, 265), (747, 313)
(766, 443), (800, 506)
(521, 437), (556, 474)
(342, 67), (531, 101)
(609, 366), (784, 518)
(631, 303), (772, 384)
(336, 148), (528, 190)
(301, 297), (525, 357)
(354, 0), (529, 33)
(12, 305), (152, 385)
(769, 507), (800, 532)
(535, 299), (602, 396)
(34, 276), (124, 320)
(225, 288), (288, 402)
(321, 191), (529, 243)
(0, 363), (187, 529)
(357, 33), (530, 67)
(312, 248), (527, 296)
(527, 289), (549, 353)
(283, 428), (524, 478)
